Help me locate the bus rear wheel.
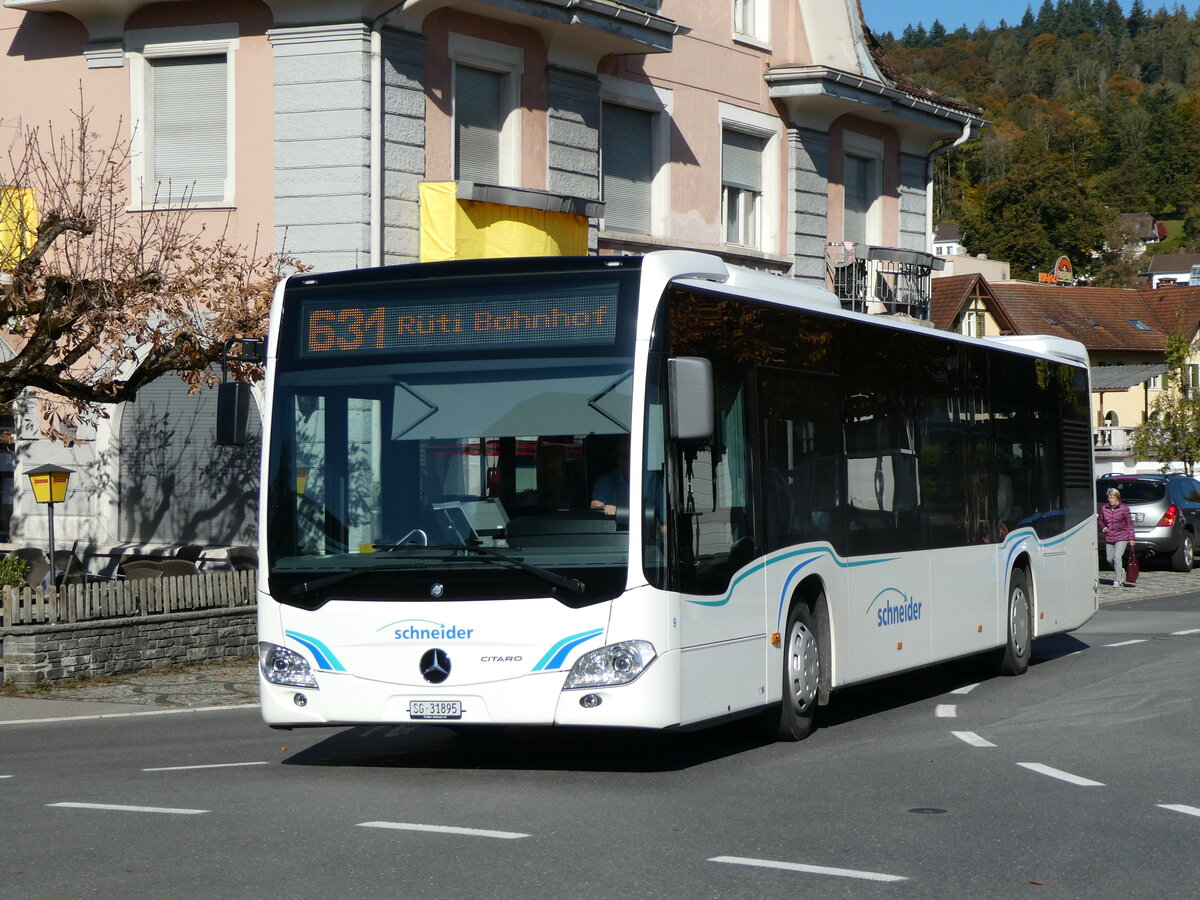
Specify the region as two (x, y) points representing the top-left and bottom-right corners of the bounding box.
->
(776, 602), (821, 741)
(998, 568), (1032, 676)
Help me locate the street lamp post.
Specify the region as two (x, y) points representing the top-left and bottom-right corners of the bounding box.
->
(27, 464), (73, 586)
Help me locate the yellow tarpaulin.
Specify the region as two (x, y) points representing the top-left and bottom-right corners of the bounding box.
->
(0, 187), (37, 271)
(419, 181), (588, 262)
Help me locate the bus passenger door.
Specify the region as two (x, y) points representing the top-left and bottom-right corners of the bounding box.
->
(673, 373), (766, 724)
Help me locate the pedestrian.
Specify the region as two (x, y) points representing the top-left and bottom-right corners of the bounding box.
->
(1098, 487), (1136, 586)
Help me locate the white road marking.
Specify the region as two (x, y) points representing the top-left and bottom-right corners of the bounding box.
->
(48, 802), (208, 815)
(1171, 629), (1200, 636)
(1159, 804), (1200, 819)
(935, 704), (957, 718)
(358, 821), (529, 840)
(0, 704), (257, 727)
(710, 855), (907, 883)
(952, 731), (996, 748)
(1017, 763), (1104, 787)
(950, 683), (979, 695)
(1104, 639), (1147, 647)
(143, 761), (270, 772)
(0, 774), (12, 779)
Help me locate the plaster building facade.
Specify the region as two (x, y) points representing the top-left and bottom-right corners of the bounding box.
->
(1, 0), (981, 565)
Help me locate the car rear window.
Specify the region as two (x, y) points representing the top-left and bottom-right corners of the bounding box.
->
(1097, 480), (1166, 503)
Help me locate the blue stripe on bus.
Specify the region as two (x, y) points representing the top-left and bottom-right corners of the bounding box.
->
(532, 628), (604, 672)
(688, 546), (894, 609)
(285, 630), (347, 672)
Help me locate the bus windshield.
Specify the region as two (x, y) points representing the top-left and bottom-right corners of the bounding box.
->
(264, 265), (639, 608)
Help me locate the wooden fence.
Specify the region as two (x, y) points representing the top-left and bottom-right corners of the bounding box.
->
(1, 569), (257, 626)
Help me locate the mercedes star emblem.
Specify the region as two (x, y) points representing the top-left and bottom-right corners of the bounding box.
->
(419, 648), (451, 684)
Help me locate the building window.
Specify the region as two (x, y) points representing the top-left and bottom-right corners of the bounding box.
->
(722, 129), (764, 248)
(455, 66), (503, 184)
(128, 26), (237, 208)
(961, 309), (985, 338)
(842, 132), (884, 247)
(1148, 374), (1162, 390)
(602, 104), (654, 234)
(733, 0), (770, 43)
(449, 35), (522, 187)
(1188, 364), (1200, 390)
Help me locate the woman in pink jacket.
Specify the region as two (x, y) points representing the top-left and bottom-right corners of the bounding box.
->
(1099, 488), (1136, 586)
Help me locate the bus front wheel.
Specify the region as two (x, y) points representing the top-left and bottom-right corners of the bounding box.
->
(998, 568), (1032, 676)
(776, 602), (821, 741)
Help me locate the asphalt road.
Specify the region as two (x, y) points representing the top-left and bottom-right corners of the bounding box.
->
(2, 593), (1198, 899)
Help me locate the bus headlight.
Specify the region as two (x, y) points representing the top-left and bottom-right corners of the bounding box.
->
(563, 640), (656, 689)
(259, 642), (319, 689)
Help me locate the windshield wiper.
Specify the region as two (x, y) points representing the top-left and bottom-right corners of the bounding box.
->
(288, 544), (584, 597)
(442, 543), (585, 595)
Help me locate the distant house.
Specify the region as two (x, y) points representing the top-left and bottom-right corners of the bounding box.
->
(932, 274), (1200, 472)
(1116, 212), (1160, 250)
(932, 223), (964, 257)
(1142, 252), (1200, 288)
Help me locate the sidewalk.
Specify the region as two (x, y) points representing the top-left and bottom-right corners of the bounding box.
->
(0, 657), (258, 723)
(1096, 564), (1200, 606)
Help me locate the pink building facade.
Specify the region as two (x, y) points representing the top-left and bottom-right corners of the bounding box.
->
(0, 0), (980, 559)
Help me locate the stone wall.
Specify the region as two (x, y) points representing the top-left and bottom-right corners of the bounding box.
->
(1, 607), (256, 688)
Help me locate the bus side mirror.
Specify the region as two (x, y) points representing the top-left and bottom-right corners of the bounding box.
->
(668, 356), (714, 442)
(216, 381), (252, 446)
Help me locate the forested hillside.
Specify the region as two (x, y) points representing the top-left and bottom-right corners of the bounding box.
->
(874, 1), (1200, 284)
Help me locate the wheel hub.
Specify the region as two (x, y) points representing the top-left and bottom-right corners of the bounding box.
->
(787, 621), (819, 710)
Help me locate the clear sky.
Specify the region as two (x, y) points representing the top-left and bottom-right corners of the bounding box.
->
(858, 0), (1111, 38)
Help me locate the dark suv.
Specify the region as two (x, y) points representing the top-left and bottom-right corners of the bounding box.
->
(1096, 474), (1200, 572)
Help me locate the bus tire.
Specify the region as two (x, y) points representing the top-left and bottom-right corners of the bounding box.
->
(776, 602), (821, 741)
(998, 567), (1032, 676)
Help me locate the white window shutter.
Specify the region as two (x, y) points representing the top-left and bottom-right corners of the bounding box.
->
(602, 104), (653, 234)
(455, 66), (502, 184)
(151, 56), (227, 204)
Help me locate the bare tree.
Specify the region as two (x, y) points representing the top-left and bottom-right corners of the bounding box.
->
(0, 99), (297, 439)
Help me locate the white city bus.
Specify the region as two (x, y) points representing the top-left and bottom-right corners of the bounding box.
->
(251, 251), (1097, 740)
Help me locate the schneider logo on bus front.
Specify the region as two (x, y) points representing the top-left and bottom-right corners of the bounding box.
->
(381, 619), (476, 641)
(867, 588), (924, 628)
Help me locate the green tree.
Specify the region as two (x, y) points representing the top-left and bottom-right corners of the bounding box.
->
(1133, 332), (1200, 474)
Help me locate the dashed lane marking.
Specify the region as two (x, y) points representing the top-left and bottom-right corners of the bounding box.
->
(1017, 763), (1104, 787)
(48, 802), (208, 815)
(1104, 639), (1148, 647)
(710, 855), (907, 883)
(358, 821), (529, 840)
(1171, 629), (1200, 636)
(143, 761), (270, 772)
(935, 704), (957, 718)
(952, 731), (996, 748)
(950, 683), (979, 695)
(1159, 804), (1200, 819)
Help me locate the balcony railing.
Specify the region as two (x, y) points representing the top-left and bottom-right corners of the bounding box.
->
(826, 243), (943, 320)
(1094, 426), (1137, 456)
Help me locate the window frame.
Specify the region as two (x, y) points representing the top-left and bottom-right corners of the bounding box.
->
(599, 78), (672, 238)
(732, 0), (771, 46)
(127, 25), (238, 210)
(842, 131), (884, 247)
(719, 103), (780, 253)
(448, 34), (523, 187)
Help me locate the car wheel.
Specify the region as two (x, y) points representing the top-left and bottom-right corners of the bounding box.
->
(1171, 530), (1194, 572)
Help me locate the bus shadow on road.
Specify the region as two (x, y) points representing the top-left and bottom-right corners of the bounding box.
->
(281, 636), (1095, 772)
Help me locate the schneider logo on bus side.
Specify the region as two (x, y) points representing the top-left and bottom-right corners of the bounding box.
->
(867, 588), (924, 628)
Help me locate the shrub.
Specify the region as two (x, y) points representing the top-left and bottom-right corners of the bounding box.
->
(0, 554), (28, 590)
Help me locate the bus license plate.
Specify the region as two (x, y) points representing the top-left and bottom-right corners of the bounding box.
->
(409, 700), (462, 720)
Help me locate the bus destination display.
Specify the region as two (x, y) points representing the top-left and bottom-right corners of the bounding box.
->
(298, 290), (618, 358)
